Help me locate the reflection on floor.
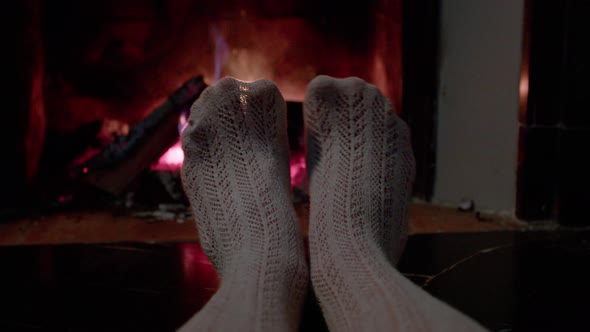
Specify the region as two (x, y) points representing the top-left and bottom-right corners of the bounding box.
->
(1, 230), (588, 331)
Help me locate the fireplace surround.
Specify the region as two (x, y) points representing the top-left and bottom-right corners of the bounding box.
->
(8, 0), (439, 214)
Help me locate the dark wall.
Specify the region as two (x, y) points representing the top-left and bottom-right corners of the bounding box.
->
(517, 0), (590, 225)
(401, 0), (439, 200)
(2, 0), (46, 209)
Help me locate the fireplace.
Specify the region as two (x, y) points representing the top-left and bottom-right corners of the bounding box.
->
(6, 0), (433, 221)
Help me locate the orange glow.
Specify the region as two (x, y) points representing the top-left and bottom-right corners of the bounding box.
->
(209, 26), (272, 84)
(519, 72), (529, 109)
(205, 24), (310, 101)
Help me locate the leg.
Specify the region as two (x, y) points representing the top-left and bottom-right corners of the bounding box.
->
(305, 75), (488, 332)
(180, 77), (308, 331)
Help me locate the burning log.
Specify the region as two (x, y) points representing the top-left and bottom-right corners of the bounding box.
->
(73, 76), (207, 196)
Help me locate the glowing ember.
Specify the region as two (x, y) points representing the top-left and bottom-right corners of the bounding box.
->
(151, 113), (189, 172)
(289, 150), (307, 188)
(151, 140), (184, 172)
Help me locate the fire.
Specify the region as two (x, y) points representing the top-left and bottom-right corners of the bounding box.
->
(151, 113), (187, 172)
(209, 26), (271, 84)
(151, 25), (309, 185)
(211, 26), (229, 83)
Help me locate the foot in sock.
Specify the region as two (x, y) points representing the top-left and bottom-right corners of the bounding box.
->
(305, 75), (488, 331)
(179, 77), (308, 332)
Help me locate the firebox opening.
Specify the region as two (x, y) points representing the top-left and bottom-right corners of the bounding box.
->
(8, 0), (403, 218)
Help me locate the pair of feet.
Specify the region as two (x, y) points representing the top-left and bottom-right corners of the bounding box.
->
(179, 76), (486, 331)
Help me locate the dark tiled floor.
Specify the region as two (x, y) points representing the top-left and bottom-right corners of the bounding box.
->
(1, 230), (589, 331)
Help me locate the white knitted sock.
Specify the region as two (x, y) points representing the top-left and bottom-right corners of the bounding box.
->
(179, 77), (308, 332)
(305, 75), (488, 332)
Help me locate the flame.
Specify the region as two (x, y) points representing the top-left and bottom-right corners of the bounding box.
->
(152, 26), (309, 179)
(211, 26), (229, 84)
(209, 25), (272, 84)
(226, 48), (272, 82)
